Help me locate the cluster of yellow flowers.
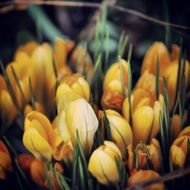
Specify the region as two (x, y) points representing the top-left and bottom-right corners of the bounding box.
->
(0, 39), (190, 189)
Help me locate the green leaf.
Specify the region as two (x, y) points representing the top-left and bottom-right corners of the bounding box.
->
(103, 110), (112, 140)
(127, 57), (132, 125)
(28, 6), (68, 42)
(28, 77), (36, 110)
(117, 32), (128, 58)
(55, 168), (71, 190)
(155, 60), (160, 99)
(10, 65), (26, 106)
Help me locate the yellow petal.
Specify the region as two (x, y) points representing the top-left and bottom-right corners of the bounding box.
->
(106, 110), (132, 157)
(88, 148), (119, 185)
(170, 144), (186, 168)
(133, 106), (154, 145)
(25, 111), (55, 148)
(23, 128), (53, 161)
(65, 99), (98, 153)
(141, 41), (170, 75)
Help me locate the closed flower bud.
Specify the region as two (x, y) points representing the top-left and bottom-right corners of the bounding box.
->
(30, 159), (45, 187)
(0, 75), (17, 126)
(171, 111), (188, 139)
(58, 98), (98, 154)
(102, 59), (128, 111)
(56, 74), (90, 105)
(88, 141), (122, 185)
(141, 41), (170, 75)
(101, 80), (126, 112)
(23, 111), (56, 161)
(0, 140), (12, 179)
(122, 88), (164, 145)
(128, 170), (164, 190)
(170, 126), (190, 168)
(100, 109), (133, 158)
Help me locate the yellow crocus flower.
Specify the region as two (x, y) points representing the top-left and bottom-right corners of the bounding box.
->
(102, 59), (128, 111)
(56, 73), (90, 105)
(23, 111), (56, 161)
(170, 126), (190, 168)
(99, 109), (133, 158)
(58, 98), (98, 154)
(141, 41), (170, 75)
(122, 88), (164, 145)
(88, 141), (122, 185)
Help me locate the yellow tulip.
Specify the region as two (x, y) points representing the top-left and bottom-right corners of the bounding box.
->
(56, 73), (90, 105)
(88, 141), (122, 185)
(128, 170), (164, 190)
(141, 41), (170, 75)
(122, 88), (164, 145)
(100, 109), (133, 158)
(0, 140), (12, 179)
(0, 75), (17, 126)
(58, 98), (98, 154)
(23, 111), (56, 161)
(170, 126), (190, 168)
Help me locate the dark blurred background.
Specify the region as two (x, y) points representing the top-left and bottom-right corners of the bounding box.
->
(0, 0), (190, 67)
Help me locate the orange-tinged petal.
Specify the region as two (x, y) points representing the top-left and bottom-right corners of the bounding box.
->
(170, 144), (186, 168)
(128, 170), (164, 190)
(141, 41), (170, 75)
(0, 166), (5, 179)
(179, 126), (190, 137)
(30, 159), (45, 187)
(0, 90), (17, 125)
(16, 41), (38, 56)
